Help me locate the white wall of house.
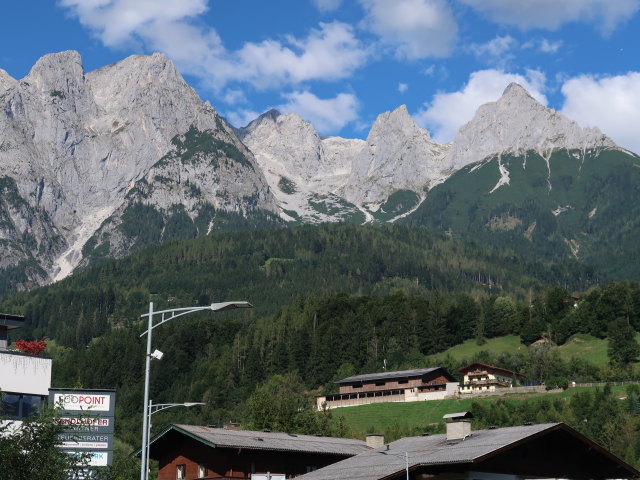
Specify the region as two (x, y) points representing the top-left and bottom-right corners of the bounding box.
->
(0, 351), (52, 395)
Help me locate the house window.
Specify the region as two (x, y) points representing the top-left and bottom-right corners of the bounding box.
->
(1, 393), (20, 417)
(176, 464), (186, 479)
(352, 383), (362, 389)
(375, 381), (385, 386)
(198, 464), (208, 478)
(398, 379), (408, 384)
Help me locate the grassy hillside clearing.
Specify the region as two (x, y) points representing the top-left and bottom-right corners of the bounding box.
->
(331, 384), (630, 436)
(429, 333), (640, 369)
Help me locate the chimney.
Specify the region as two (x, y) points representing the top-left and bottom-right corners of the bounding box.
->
(223, 422), (240, 431)
(366, 434), (385, 449)
(443, 412), (473, 441)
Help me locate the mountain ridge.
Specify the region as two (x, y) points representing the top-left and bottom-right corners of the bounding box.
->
(0, 51), (636, 291)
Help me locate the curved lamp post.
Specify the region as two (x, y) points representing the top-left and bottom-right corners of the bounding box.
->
(145, 401), (205, 480)
(139, 301), (253, 480)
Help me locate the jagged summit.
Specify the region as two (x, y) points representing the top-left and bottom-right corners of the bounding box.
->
(502, 82), (534, 97)
(340, 105), (450, 205)
(447, 82), (616, 169)
(0, 68), (17, 93)
(0, 50), (274, 284)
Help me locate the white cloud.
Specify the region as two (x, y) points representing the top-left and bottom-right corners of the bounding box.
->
(222, 89), (247, 105)
(415, 69), (548, 142)
(59, 0), (209, 46)
(235, 22), (370, 89)
(460, 0), (640, 36)
(561, 72), (640, 153)
(311, 0), (342, 12)
(224, 108), (262, 129)
(539, 38), (562, 53)
(359, 0), (458, 59)
(59, 1), (370, 91)
(278, 91), (359, 134)
(469, 35), (517, 67)
(398, 82), (408, 93)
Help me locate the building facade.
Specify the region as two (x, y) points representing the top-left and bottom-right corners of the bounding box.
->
(316, 367), (458, 410)
(0, 313), (52, 420)
(458, 362), (521, 394)
(147, 424), (370, 480)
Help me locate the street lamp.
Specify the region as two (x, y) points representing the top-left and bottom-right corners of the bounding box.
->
(380, 446), (409, 480)
(139, 301), (253, 480)
(145, 401), (205, 480)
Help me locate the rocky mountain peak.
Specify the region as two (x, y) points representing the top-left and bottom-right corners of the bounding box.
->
(340, 105), (451, 205)
(447, 83), (617, 169)
(502, 82), (534, 98)
(0, 69), (17, 94)
(367, 104), (431, 141)
(23, 50), (85, 92)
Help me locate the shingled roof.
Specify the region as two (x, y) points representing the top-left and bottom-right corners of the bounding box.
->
(297, 423), (640, 480)
(149, 424), (369, 457)
(336, 367), (454, 384)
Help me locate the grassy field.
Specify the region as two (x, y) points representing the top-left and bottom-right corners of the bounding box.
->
(331, 385), (629, 436)
(429, 333), (640, 368)
(428, 335), (526, 362)
(556, 334), (609, 366)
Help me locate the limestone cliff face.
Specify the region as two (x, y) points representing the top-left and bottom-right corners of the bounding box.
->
(340, 105), (451, 206)
(447, 83), (617, 170)
(239, 106), (451, 220)
(0, 51), (275, 285)
(238, 110), (363, 222)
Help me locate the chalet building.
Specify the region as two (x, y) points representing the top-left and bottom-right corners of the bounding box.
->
(0, 313), (52, 421)
(147, 424), (371, 480)
(297, 413), (640, 480)
(316, 367), (458, 410)
(458, 362), (521, 394)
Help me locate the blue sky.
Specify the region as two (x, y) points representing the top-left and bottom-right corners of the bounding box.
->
(1, 1), (639, 152)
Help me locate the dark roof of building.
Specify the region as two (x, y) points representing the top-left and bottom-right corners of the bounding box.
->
(0, 313), (25, 330)
(442, 412), (473, 421)
(147, 425), (370, 458)
(296, 423), (640, 480)
(336, 367), (454, 384)
(458, 362), (523, 378)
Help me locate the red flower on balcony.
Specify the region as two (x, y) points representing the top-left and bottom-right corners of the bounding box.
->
(14, 339), (47, 355)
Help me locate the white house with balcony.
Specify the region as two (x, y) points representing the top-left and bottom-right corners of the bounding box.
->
(458, 362), (521, 394)
(0, 313), (52, 420)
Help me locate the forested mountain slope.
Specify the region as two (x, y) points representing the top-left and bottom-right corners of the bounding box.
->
(0, 223), (599, 347)
(404, 148), (640, 278)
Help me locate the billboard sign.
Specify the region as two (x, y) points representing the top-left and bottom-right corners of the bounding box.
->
(50, 389), (116, 478)
(58, 416), (114, 434)
(58, 433), (114, 450)
(51, 391), (115, 416)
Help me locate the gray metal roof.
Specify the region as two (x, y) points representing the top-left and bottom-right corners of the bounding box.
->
(442, 412), (473, 420)
(0, 313), (25, 330)
(336, 367), (445, 384)
(169, 425), (370, 456)
(296, 423), (573, 480)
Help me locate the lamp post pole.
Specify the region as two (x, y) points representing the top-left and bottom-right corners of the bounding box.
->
(140, 302), (154, 480)
(145, 401), (205, 480)
(139, 300), (252, 480)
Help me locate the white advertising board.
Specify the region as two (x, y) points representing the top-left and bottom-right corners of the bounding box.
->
(53, 393), (111, 412)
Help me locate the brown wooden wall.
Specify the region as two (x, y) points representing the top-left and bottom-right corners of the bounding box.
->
(338, 373), (451, 394)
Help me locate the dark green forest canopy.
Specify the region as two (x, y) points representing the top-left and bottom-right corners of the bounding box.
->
(0, 223), (601, 346)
